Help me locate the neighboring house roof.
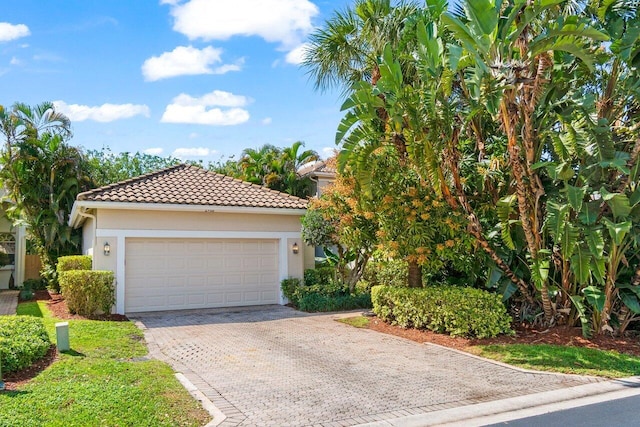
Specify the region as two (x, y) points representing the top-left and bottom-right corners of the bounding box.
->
(297, 160), (337, 178)
(70, 164), (307, 227)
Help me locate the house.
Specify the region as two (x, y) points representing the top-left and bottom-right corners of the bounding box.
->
(297, 159), (337, 258)
(68, 164), (314, 314)
(297, 159), (336, 198)
(0, 191), (27, 290)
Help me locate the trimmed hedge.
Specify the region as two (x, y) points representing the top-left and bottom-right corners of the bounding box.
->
(281, 277), (302, 306)
(59, 270), (115, 316)
(297, 293), (371, 312)
(0, 316), (50, 374)
(303, 267), (336, 287)
(281, 275), (372, 312)
(371, 285), (513, 338)
(56, 255), (92, 273)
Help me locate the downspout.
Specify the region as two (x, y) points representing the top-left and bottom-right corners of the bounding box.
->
(77, 209), (97, 269)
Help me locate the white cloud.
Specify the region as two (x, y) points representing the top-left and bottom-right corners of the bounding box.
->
(285, 43), (309, 65)
(188, 132), (199, 139)
(171, 90), (250, 108)
(261, 117), (272, 125)
(53, 101), (150, 122)
(172, 147), (217, 158)
(167, 0), (318, 48)
(161, 90), (251, 126)
(143, 147), (164, 155)
(0, 23), (30, 42)
(33, 53), (64, 62)
(141, 45), (241, 81)
(322, 146), (337, 158)
(9, 57), (21, 66)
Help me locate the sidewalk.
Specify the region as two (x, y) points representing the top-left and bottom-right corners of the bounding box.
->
(0, 290), (18, 315)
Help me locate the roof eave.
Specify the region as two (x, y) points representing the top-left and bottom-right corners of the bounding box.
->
(69, 200), (307, 228)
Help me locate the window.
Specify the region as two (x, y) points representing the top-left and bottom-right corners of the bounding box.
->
(0, 233), (15, 266)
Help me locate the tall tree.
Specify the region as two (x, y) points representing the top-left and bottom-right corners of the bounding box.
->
(304, 0), (433, 286)
(0, 102), (89, 289)
(212, 142), (318, 198)
(84, 148), (182, 187)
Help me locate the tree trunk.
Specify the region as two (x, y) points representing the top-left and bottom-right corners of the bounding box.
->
(407, 260), (422, 288)
(441, 136), (534, 303)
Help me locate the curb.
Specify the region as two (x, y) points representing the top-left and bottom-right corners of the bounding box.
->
(132, 318), (226, 427)
(352, 376), (640, 426)
(175, 373), (226, 427)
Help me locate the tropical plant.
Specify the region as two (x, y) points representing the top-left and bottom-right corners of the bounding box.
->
(0, 102), (90, 290)
(316, 0), (640, 335)
(303, 169), (378, 290)
(210, 142), (318, 198)
(83, 148), (181, 187)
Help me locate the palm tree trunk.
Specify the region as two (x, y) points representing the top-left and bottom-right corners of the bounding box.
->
(441, 138), (534, 303)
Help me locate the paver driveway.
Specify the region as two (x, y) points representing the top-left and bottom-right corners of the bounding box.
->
(135, 306), (596, 427)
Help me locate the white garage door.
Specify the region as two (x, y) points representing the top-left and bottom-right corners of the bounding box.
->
(125, 238), (280, 312)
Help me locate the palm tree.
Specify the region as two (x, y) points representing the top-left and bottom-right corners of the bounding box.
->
(0, 102), (85, 289)
(303, 0), (420, 93)
(281, 141), (318, 197)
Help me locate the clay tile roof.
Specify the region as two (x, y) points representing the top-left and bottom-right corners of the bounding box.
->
(297, 159), (337, 177)
(76, 164), (308, 210)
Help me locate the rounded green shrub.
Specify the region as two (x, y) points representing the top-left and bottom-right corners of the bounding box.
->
(56, 255), (92, 272)
(371, 285), (513, 338)
(59, 270), (115, 316)
(303, 267), (336, 286)
(0, 316), (50, 374)
(281, 277), (302, 305)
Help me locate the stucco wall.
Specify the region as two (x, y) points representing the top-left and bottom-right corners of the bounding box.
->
(0, 214), (13, 233)
(81, 207), (309, 312)
(98, 209), (303, 232)
(317, 178), (333, 197)
(81, 216), (95, 258)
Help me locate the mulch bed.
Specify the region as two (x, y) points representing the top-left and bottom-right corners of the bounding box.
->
(24, 290), (128, 322)
(366, 317), (640, 357)
(2, 291), (128, 392)
(2, 346), (58, 391)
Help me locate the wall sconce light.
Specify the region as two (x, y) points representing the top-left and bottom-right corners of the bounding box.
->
(103, 242), (111, 256)
(292, 242), (299, 254)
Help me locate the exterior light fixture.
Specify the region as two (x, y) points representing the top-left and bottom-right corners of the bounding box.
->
(103, 242), (111, 256)
(292, 242), (299, 254)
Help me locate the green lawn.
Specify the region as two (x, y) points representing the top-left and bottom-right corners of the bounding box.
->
(0, 301), (210, 427)
(336, 316), (370, 328)
(471, 344), (640, 378)
(338, 315), (640, 378)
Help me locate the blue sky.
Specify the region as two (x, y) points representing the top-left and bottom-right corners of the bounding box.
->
(1, 0), (351, 162)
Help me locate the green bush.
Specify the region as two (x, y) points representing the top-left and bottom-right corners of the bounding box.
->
(56, 255), (92, 272)
(296, 282), (346, 299)
(297, 292), (371, 312)
(0, 316), (50, 374)
(303, 267), (336, 286)
(22, 278), (47, 291)
(364, 259), (408, 287)
(281, 277), (302, 306)
(59, 270), (115, 316)
(281, 277), (372, 312)
(371, 285), (513, 338)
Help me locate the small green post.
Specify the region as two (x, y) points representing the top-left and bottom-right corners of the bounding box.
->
(56, 322), (70, 352)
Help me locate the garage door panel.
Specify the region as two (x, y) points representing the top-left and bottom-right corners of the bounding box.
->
(207, 293), (224, 304)
(225, 292), (242, 304)
(125, 238), (280, 312)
